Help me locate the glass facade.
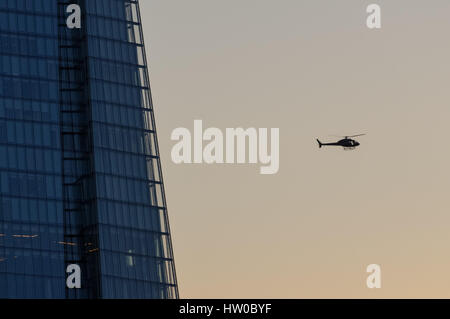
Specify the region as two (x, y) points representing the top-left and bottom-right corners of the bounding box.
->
(0, 0), (178, 298)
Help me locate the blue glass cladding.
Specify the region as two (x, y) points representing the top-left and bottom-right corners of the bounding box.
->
(0, 1), (65, 298)
(85, 0), (178, 299)
(0, 0), (178, 299)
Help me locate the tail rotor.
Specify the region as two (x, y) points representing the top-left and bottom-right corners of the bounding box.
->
(316, 139), (323, 148)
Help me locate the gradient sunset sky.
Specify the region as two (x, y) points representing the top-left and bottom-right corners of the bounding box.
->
(139, 0), (450, 298)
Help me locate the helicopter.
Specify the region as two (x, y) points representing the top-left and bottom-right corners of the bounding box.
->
(316, 134), (366, 150)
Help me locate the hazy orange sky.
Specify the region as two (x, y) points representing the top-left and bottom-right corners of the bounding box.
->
(139, 0), (450, 298)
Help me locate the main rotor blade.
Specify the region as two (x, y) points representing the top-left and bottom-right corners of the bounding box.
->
(328, 134), (366, 138)
(346, 134), (366, 138)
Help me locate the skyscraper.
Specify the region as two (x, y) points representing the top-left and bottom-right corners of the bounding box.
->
(0, 0), (178, 298)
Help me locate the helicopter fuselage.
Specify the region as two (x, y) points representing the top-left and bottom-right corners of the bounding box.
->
(317, 138), (360, 148)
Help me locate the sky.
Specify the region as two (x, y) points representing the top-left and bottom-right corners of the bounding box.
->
(139, 0), (450, 298)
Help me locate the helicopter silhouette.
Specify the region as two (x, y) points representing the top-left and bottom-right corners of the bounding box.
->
(317, 134), (365, 150)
